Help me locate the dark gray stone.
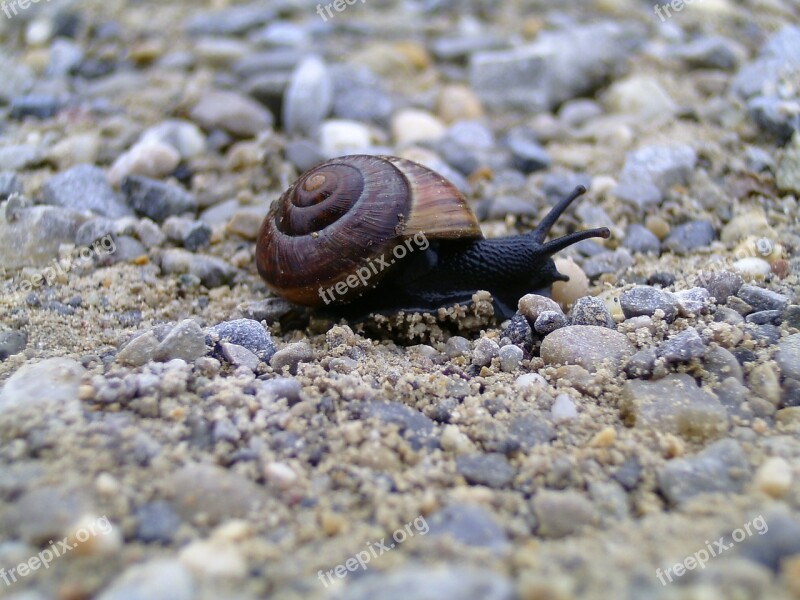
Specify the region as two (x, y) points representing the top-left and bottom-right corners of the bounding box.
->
(657, 328), (706, 364)
(657, 439), (749, 505)
(427, 504), (509, 551)
(697, 270), (743, 303)
(122, 176), (197, 223)
(456, 453), (514, 488)
(620, 286), (679, 322)
(135, 500), (182, 544)
(353, 401), (439, 450)
(208, 319), (276, 361)
(663, 221), (716, 254)
(737, 285), (790, 312)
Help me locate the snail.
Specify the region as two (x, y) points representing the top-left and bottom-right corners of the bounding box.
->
(256, 155), (610, 321)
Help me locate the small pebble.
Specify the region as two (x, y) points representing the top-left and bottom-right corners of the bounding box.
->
(498, 344), (523, 372)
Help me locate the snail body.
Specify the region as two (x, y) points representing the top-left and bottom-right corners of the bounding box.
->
(256, 155), (610, 320)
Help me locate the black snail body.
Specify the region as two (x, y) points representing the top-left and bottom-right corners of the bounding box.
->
(256, 155), (610, 321)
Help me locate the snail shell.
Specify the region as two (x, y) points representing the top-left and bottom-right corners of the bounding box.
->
(256, 155), (482, 306)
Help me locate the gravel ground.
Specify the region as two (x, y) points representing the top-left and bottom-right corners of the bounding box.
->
(1, 1), (799, 599)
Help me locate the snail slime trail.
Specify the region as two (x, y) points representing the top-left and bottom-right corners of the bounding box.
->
(256, 155), (610, 320)
(317, 232), (430, 305)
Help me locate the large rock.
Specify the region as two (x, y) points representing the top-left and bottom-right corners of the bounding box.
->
(0, 205), (87, 269)
(620, 374), (728, 439)
(657, 439), (750, 505)
(41, 164), (132, 219)
(540, 325), (635, 372)
(469, 22), (644, 111)
(0, 358), (85, 414)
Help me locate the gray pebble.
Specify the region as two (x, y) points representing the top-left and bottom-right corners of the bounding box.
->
(135, 501), (182, 544)
(508, 414), (555, 448)
(185, 4), (275, 35)
(162, 216), (211, 251)
(160, 249), (238, 288)
(472, 338), (499, 367)
(624, 348), (657, 378)
(335, 565), (515, 600)
(532, 490), (598, 538)
(0, 172), (23, 200)
(354, 401), (438, 450)
(270, 342), (313, 374)
(776, 333), (800, 379)
(581, 248), (634, 279)
(0, 357), (85, 414)
(75, 218), (115, 247)
(663, 220), (716, 255)
(122, 176), (197, 223)
(675, 287), (711, 316)
(704, 345), (743, 384)
(736, 511), (800, 571)
(623, 223), (660, 254)
(781, 305), (800, 329)
(614, 144), (697, 207)
(154, 319), (207, 363)
(236, 298), (293, 324)
(673, 35), (741, 70)
(209, 318), (276, 360)
(541, 325), (635, 372)
(456, 453), (514, 488)
(445, 336), (471, 358)
(736, 284), (790, 312)
(620, 286), (679, 322)
(0, 330), (27, 361)
(657, 328), (706, 364)
(260, 377), (302, 404)
(42, 164), (131, 219)
(470, 22), (643, 111)
(504, 126), (551, 173)
(498, 345), (523, 372)
(427, 503), (509, 551)
(97, 559), (194, 600)
(657, 439), (749, 505)
(9, 94), (63, 120)
(620, 374), (728, 439)
(283, 55), (332, 137)
(190, 89), (273, 138)
(169, 463), (265, 524)
(569, 296), (615, 328)
(748, 96), (800, 143)
(746, 310), (783, 325)
(697, 270), (743, 303)
(220, 342), (260, 371)
(0, 144), (44, 171)
(117, 331), (160, 367)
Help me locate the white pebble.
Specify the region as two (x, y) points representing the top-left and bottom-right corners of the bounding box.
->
(733, 257), (771, 279)
(515, 373), (547, 389)
(755, 457), (792, 498)
(551, 393), (578, 422)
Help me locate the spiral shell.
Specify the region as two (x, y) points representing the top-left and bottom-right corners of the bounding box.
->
(256, 155), (482, 306)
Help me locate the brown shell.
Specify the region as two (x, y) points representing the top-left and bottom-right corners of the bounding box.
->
(255, 155), (482, 306)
